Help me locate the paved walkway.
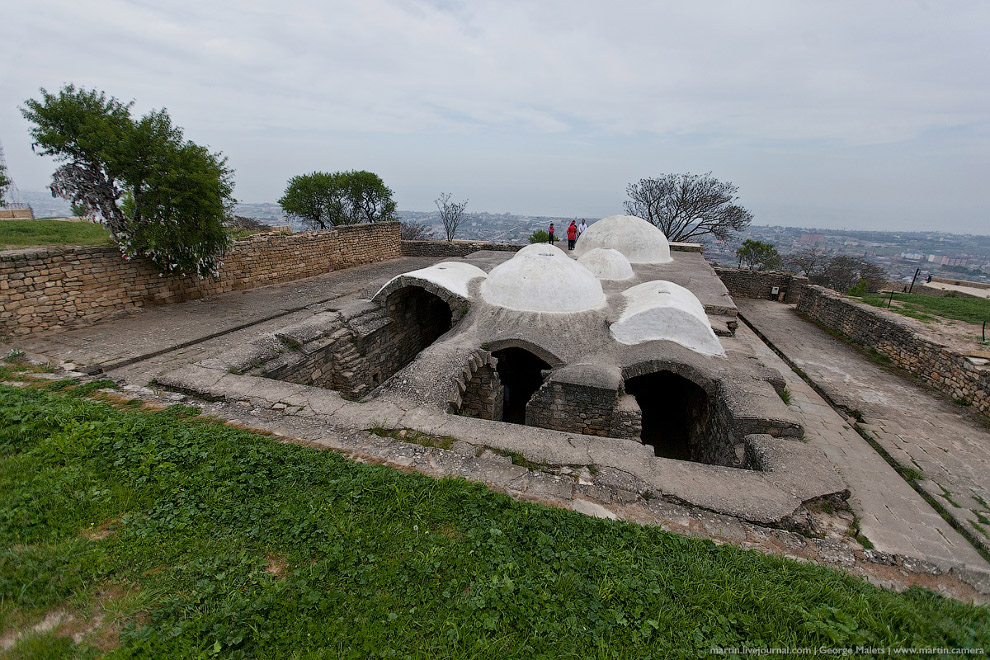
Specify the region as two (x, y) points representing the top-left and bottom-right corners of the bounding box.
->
(3, 256), (440, 381)
(738, 299), (990, 563)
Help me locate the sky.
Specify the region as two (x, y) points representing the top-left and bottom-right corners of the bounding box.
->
(2, 0), (988, 234)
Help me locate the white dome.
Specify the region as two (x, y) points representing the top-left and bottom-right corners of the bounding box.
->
(577, 248), (634, 281)
(480, 244), (606, 312)
(610, 280), (724, 356)
(374, 261), (487, 301)
(573, 215), (673, 264)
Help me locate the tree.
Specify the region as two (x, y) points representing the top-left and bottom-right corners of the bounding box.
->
(21, 85), (233, 277)
(278, 170), (396, 229)
(818, 256), (887, 293)
(529, 230), (550, 244)
(624, 172), (753, 242)
(345, 170), (397, 223)
(735, 239), (783, 270)
(435, 192), (468, 242)
(0, 159), (9, 203)
(787, 247), (831, 279)
(278, 172), (349, 229)
(400, 221), (433, 240)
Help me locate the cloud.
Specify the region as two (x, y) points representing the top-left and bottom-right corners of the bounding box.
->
(1, 0), (988, 231)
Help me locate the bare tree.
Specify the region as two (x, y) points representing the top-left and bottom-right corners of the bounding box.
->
(787, 247), (831, 279)
(624, 172), (753, 242)
(400, 221), (434, 240)
(435, 192), (468, 242)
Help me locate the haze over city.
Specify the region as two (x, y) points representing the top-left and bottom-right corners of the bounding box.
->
(2, 0), (988, 234)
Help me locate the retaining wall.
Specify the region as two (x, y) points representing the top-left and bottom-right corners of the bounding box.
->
(796, 285), (989, 415)
(401, 240), (523, 258)
(0, 209), (34, 220)
(0, 222), (401, 338)
(714, 267), (807, 303)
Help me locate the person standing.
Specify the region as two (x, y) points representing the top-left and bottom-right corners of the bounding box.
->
(577, 219), (587, 241)
(566, 221), (578, 250)
(548, 222), (555, 244)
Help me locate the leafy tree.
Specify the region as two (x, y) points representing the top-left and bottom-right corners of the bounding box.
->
(400, 221), (433, 240)
(735, 239), (783, 271)
(278, 170), (396, 229)
(70, 202), (88, 218)
(435, 192), (468, 242)
(346, 170), (397, 223)
(529, 229), (550, 244)
(21, 85), (233, 277)
(278, 172), (349, 229)
(624, 172), (753, 242)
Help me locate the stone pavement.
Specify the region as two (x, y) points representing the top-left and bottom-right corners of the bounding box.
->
(2, 256), (440, 381)
(738, 299), (990, 563)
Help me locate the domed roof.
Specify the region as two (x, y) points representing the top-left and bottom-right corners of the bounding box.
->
(373, 261), (487, 302)
(610, 280), (724, 356)
(573, 215), (673, 264)
(480, 244), (606, 312)
(577, 248), (634, 281)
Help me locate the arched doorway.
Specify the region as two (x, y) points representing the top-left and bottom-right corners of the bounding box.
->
(624, 371), (711, 460)
(492, 347), (550, 424)
(384, 287), (453, 371)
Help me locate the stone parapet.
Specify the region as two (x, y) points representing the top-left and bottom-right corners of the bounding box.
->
(796, 285), (989, 416)
(715, 267), (807, 304)
(400, 240), (524, 258)
(0, 222), (401, 338)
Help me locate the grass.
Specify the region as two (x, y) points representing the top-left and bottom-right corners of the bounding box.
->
(0, 219), (113, 249)
(0, 220), (266, 250)
(1, 380), (989, 658)
(858, 292), (990, 327)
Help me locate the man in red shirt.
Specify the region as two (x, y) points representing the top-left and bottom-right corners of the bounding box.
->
(566, 221), (578, 250)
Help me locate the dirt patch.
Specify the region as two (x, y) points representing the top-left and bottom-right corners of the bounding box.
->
(265, 554), (290, 578)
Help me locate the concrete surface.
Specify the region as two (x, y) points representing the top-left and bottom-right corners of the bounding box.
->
(738, 299), (990, 563)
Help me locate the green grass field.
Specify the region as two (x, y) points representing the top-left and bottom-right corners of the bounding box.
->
(1, 368), (987, 658)
(0, 219), (113, 249)
(859, 292), (990, 327)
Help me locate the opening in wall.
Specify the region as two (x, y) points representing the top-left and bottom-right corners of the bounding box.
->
(625, 371), (711, 461)
(492, 347), (550, 424)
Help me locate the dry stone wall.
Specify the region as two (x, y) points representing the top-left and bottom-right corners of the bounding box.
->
(0, 209), (34, 220)
(797, 285), (990, 416)
(0, 222), (401, 338)
(400, 240), (523, 258)
(714, 267), (807, 303)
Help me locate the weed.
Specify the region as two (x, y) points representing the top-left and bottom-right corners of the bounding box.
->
(850, 515), (875, 550)
(277, 335), (302, 352)
(778, 388), (792, 405)
(894, 465), (924, 482)
(939, 485), (961, 508)
(4, 348), (27, 363)
(970, 520), (990, 539)
(952, 397), (972, 407)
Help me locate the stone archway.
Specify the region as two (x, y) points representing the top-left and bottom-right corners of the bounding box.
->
(491, 346), (551, 424)
(624, 370), (713, 461)
(382, 286), (453, 373)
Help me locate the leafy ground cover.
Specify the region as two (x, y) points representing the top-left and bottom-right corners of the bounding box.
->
(0, 220), (113, 249)
(858, 292), (990, 326)
(1, 374), (988, 658)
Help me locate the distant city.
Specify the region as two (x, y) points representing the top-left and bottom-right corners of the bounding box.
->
(19, 190), (990, 285)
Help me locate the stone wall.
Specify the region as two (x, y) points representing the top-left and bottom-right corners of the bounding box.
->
(527, 380), (625, 438)
(796, 285), (990, 416)
(400, 240), (524, 258)
(0, 222), (401, 338)
(714, 267), (807, 303)
(0, 209), (34, 220)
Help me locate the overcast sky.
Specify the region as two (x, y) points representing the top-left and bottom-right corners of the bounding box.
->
(2, 0), (988, 233)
